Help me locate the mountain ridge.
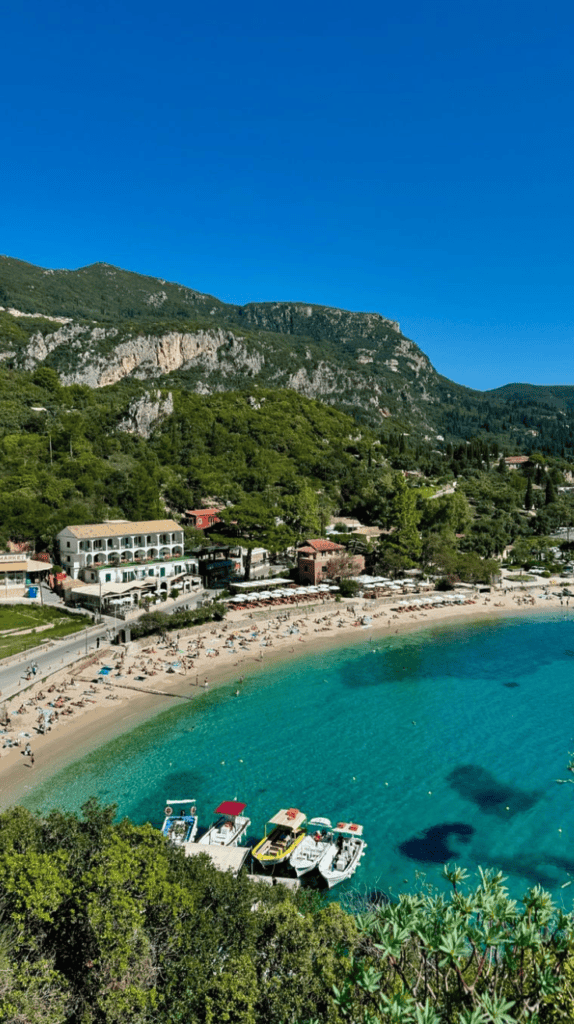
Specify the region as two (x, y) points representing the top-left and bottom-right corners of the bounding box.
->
(1, 255), (573, 454)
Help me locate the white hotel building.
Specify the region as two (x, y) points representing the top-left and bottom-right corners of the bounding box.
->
(56, 520), (199, 594)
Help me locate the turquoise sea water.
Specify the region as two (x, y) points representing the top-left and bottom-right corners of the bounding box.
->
(21, 613), (574, 903)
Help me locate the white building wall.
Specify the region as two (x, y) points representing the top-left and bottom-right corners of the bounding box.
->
(57, 526), (185, 579)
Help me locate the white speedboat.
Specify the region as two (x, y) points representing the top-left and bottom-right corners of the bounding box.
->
(318, 821), (366, 889)
(289, 817), (333, 877)
(161, 799), (198, 849)
(198, 800), (250, 846)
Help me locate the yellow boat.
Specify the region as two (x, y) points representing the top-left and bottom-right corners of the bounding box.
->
(252, 808), (307, 868)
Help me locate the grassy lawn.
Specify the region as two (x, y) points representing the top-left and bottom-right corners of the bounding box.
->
(504, 573), (537, 582)
(0, 606), (91, 660)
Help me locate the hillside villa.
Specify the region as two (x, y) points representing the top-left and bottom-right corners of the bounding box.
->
(183, 508), (222, 530)
(297, 538), (365, 585)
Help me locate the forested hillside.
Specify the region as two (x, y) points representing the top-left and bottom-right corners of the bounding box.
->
(2, 256), (574, 589)
(1, 359), (573, 594)
(0, 366), (389, 549)
(2, 255), (574, 453)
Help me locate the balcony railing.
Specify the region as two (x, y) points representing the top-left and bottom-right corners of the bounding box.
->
(90, 554), (195, 571)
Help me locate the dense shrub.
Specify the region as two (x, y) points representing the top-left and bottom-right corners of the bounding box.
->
(130, 602), (227, 639)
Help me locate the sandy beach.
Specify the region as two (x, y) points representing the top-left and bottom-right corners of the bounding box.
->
(0, 586), (567, 810)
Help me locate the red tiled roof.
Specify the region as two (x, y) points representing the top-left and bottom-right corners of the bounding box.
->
(504, 456), (530, 464)
(186, 508), (221, 517)
(297, 547), (316, 555)
(304, 539), (345, 552)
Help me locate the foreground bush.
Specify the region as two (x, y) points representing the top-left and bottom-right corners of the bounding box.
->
(1, 803), (574, 1022)
(334, 865), (574, 1023)
(0, 801), (355, 1023)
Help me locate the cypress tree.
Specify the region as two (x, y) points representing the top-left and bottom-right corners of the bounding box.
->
(546, 477), (557, 505)
(525, 477), (533, 510)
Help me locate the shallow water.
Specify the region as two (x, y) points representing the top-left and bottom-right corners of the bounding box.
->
(21, 613), (574, 904)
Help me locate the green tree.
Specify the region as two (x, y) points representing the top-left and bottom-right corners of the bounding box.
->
(282, 484), (323, 542)
(387, 476), (422, 561)
(546, 476), (558, 505)
(218, 496), (281, 579)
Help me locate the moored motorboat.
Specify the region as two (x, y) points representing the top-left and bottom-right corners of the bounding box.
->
(289, 817), (333, 877)
(252, 808), (307, 869)
(161, 799), (198, 849)
(318, 821), (366, 889)
(198, 800), (250, 846)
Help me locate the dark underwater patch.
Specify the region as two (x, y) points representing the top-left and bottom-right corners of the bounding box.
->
(398, 822), (475, 864)
(503, 682), (520, 688)
(447, 764), (540, 817)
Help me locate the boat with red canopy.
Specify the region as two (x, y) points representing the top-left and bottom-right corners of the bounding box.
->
(198, 800), (250, 847)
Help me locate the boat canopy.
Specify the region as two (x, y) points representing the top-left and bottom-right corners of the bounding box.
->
(308, 817), (333, 829)
(333, 821), (364, 836)
(166, 799), (196, 805)
(215, 800), (246, 816)
(268, 808), (306, 830)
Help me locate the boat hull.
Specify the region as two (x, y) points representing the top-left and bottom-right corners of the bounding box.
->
(289, 835), (332, 877)
(318, 838), (366, 888)
(198, 815), (250, 847)
(162, 814), (198, 847)
(252, 827), (306, 869)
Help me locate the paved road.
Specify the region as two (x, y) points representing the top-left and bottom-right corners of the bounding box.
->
(0, 584), (218, 704)
(0, 623), (112, 704)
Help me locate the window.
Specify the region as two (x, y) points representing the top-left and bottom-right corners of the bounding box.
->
(67, 542), (70, 548)
(105, 573), (111, 582)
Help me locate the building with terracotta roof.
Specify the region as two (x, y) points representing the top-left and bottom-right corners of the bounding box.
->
(297, 538), (365, 584)
(183, 508), (222, 530)
(504, 455), (531, 469)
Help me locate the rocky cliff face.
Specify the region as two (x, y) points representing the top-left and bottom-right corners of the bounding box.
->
(0, 258), (445, 432)
(13, 325), (264, 388)
(118, 390), (174, 438)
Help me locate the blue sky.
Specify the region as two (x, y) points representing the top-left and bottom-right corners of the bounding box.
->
(2, 0), (573, 390)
